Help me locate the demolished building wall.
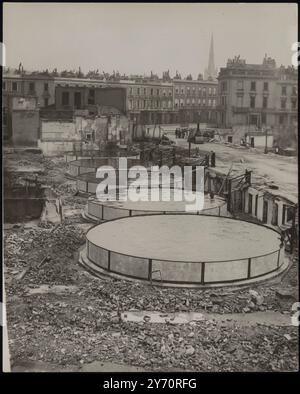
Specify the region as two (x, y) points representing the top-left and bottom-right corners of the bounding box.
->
(12, 110), (40, 146)
(38, 112), (132, 156)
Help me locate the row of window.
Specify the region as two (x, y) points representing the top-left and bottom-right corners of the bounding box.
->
(128, 87), (172, 97)
(128, 99), (172, 110)
(221, 80), (298, 96)
(2, 80), (49, 93)
(235, 95), (297, 110)
(175, 86), (217, 96)
(174, 98), (216, 108)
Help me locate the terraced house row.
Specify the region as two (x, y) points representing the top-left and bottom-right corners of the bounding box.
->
(2, 55), (298, 142)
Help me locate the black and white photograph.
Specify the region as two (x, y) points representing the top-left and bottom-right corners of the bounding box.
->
(2, 2), (299, 378)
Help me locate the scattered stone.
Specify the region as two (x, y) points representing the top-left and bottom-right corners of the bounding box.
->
(276, 289), (297, 300)
(185, 346), (195, 356)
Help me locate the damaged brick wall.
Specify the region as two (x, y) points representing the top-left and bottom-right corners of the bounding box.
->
(12, 110), (40, 146)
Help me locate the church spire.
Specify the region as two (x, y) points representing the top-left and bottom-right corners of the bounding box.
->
(204, 34), (217, 80)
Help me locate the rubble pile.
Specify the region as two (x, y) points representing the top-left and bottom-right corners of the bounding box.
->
(7, 295), (298, 371)
(5, 224), (86, 295)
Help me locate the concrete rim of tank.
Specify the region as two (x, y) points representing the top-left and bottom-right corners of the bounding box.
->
(84, 194), (227, 222)
(85, 213), (281, 263)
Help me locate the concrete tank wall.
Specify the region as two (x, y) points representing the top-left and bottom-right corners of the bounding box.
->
(86, 239), (283, 286)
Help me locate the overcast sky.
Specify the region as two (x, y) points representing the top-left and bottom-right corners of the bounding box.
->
(3, 2), (298, 77)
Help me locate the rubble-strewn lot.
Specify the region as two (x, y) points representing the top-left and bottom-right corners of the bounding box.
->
(4, 150), (299, 372)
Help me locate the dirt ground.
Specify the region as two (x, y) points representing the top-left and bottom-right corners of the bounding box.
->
(3, 149), (299, 372)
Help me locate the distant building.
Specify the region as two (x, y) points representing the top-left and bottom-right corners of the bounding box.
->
(217, 55), (298, 131)
(54, 80), (127, 114)
(173, 78), (218, 124)
(2, 68), (55, 141)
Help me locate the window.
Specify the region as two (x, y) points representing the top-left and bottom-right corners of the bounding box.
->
(291, 99), (297, 110)
(150, 88), (153, 96)
(187, 87), (190, 95)
(12, 82), (18, 91)
(228, 136), (233, 143)
(237, 96), (243, 107)
(137, 88), (140, 95)
(62, 91), (70, 106)
(29, 82), (35, 92)
(129, 87), (132, 95)
(208, 99), (211, 106)
(213, 87), (216, 95)
(144, 88), (146, 95)
(44, 98), (49, 107)
(250, 81), (256, 91)
(156, 100), (159, 108)
(281, 86), (287, 96)
(3, 81), (6, 90)
(281, 98), (286, 109)
(208, 87), (212, 95)
(163, 89), (166, 97)
(261, 113), (266, 125)
(292, 86), (297, 95)
(169, 90), (172, 96)
(74, 92), (81, 109)
(181, 88), (184, 94)
(44, 83), (49, 92)
(221, 96), (226, 106)
(157, 89), (159, 96)
(279, 114), (285, 125)
(213, 99), (216, 107)
(88, 89), (95, 105)
(237, 80), (243, 90)
(263, 97), (268, 109)
(221, 81), (227, 92)
(175, 88), (179, 94)
(143, 100), (146, 108)
(250, 96), (255, 109)
(202, 87), (206, 96)
(263, 82), (269, 91)
(202, 99), (206, 106)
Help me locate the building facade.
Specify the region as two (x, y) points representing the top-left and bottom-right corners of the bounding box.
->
(2, 69), (55, 140)
(173, 78), (218, 124)
(217, 55), (298, 130)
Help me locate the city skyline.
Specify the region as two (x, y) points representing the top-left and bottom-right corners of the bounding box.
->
(3, 3), (297, 77)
